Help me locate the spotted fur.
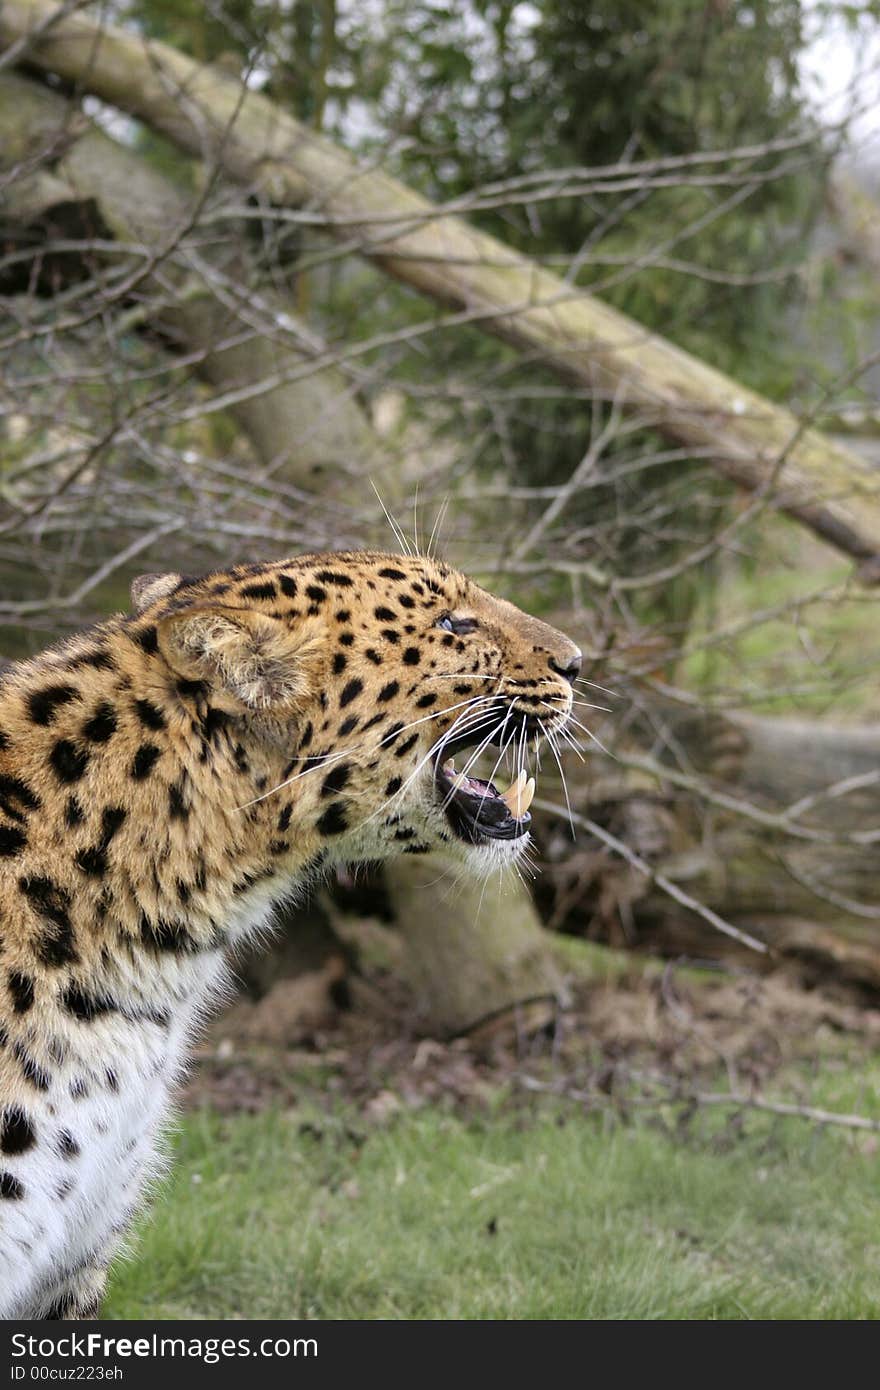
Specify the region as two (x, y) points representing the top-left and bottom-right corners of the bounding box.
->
(0, 551), (579, 1318)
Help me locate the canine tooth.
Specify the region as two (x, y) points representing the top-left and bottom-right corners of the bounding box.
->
(520, 776), (536, 815)
(442, 759), (455, 774)
(500, 770), (528, 817)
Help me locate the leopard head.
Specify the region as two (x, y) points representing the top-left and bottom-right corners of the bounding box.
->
(131, 552), (581, 876)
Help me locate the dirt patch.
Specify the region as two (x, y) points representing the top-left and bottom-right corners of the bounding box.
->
(183, 960), (880, 1119)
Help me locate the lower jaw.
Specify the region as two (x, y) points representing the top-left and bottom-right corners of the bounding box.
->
(444, 803), (531, 846)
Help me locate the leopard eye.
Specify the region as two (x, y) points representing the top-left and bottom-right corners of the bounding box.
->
(436, 614), (478, 635)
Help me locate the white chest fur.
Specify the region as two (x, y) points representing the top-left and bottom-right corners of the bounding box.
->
(0, 952), (231, 1319)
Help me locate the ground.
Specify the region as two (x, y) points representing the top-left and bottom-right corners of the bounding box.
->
(103, 941), (880, 1320)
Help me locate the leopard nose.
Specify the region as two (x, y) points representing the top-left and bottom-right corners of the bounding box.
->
(549, 650), (582, 684)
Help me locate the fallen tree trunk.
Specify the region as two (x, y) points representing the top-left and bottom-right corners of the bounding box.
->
(0, 69), (566, 1036)
(2, 1), (880, 569)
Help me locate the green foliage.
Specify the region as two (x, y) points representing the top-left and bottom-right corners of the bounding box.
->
(127, 0), (364, 131)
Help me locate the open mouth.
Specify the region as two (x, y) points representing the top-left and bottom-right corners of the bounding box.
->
(432, 712), (539, 844)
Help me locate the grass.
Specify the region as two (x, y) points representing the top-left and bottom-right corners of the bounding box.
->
(105, 1065), (880, 1320)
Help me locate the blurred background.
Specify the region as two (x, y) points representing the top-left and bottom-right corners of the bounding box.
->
(4, 0), (880, 1318)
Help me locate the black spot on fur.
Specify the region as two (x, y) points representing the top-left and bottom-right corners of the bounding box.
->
(278, 805), (293, 832)
(381, 629), (399, 644)
(133, 699), (166, 731)
(279, 574), (298, 598)
(378, 567), (407, 580)
(28, 685), (78, 725)
(332, 653), (347, 675)
(416, 693), (437, 707)
(394, 733), (420, 758)
(374, 606), (396, 622)
(321, 763), (352, 798)
(61, 983), (117, 1021)
(77, 805), (126, 875)
(21, 877), (76, 967)
(139, 916), (196, 954)
(365, 649), (382, 665)
(0, 1172), (23, 1199)
(102, 806), (126, 841)
(316, 801), (348, 836)
(0, 825), (26, 857)
(49, 739), (88, 784)
(57, 1130), (80, 1159)
(176, 677), (208, 699)
(168, 781), (189, 820)
(340, 679), (363, 708)
(69, 647), (116, 672)
(316, 570), (354, 587)
(379, 722), (405, 747)
(398, 594), (416, 609)
(335, 610), (351, 623)
(378, 681), (399, 702)
(131, 744), (161, 780)
(385, 776), (403, 796)
(201, 706), (228, 742)
(360, 713), (386, 734)
(0, 776), (39, 823)
(134, 625), (158, 654)
(241, 580), (278, 601)
(0, 731), (8, 750)
(64, 797), (84, 828)
(13, 1043), (49, 1091)
(74, 846), (107, 877)
(82, 702), (117, 743)
(338, 716), (358, 737)
(339, 632), (355, 648)
(403, 647), (420, 666)
(306, 585), (327, 604)
(8, 971), (34, 1014)
(0, 1107), (35, 1155)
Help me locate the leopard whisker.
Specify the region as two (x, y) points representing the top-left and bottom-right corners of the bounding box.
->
(573, 676), (619, 697)
(369, 478), (413, 557)
(440, 713), (511, 811)
(540, 699), (611, 758)
(427, 496), (450, 560)
(538, 717), (576, 839)
(237, 693), (494, 811)
(365, 697), (501, 826)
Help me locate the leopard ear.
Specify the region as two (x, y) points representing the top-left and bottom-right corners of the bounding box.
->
(130, 572), (183, 614)
(156, 606), (322, 712)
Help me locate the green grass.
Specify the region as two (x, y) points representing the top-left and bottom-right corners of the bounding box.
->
(105, 1075), (880, 1320)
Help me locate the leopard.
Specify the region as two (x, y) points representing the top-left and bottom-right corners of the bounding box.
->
(0, 550), (580, 1320)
